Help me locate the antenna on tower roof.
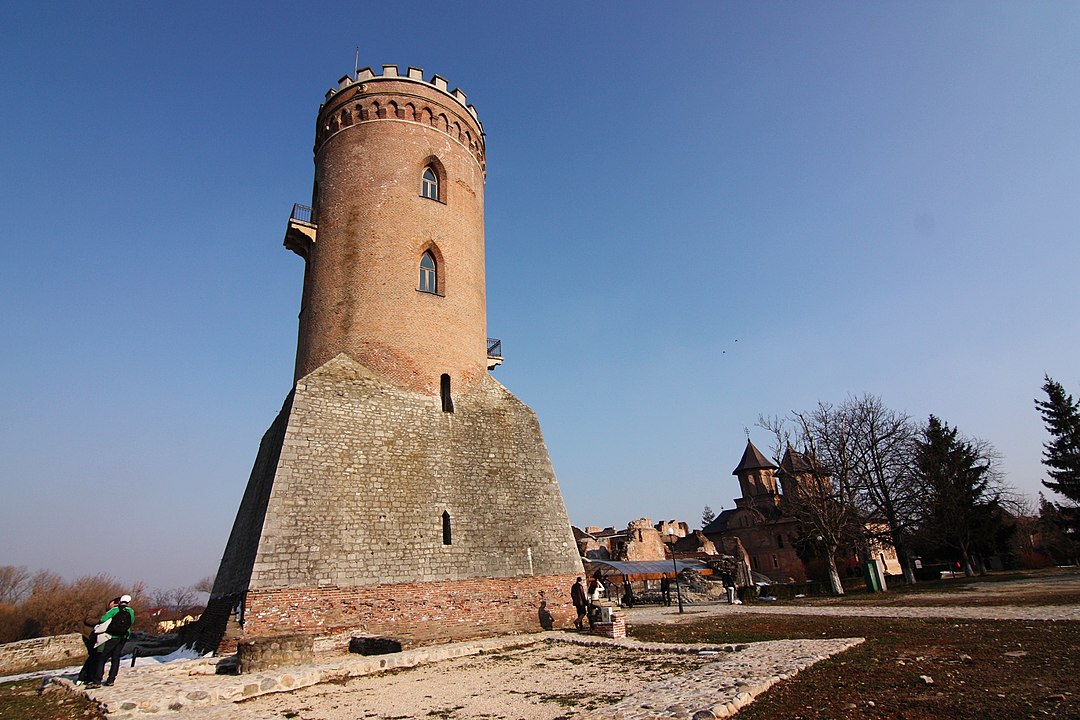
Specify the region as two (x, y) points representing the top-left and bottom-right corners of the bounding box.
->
(354, 47), (359, 79)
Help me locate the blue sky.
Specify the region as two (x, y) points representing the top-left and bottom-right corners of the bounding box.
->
(1, 2), (1077, 591)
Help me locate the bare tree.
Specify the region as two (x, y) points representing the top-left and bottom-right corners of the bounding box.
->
(847, 395), (921, 584)
(760, 405), (866, 595)
(149, 586), (198, 611)
(192, 575), (216, 595)
(12, 572), (142, 641)
(0, 566), (31, 605)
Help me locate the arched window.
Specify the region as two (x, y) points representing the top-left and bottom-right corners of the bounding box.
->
(442, 511), (452, 545)
(422, 167), (439, 200)
(419, 252), (437, 294)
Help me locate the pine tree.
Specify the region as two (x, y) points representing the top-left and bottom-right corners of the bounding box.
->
(701, 505), (716, 527)
(1035, 376), (1080, 503)
(914, 415), (995, 576)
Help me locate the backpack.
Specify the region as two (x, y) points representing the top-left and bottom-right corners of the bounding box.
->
(109, 606), (133, 637)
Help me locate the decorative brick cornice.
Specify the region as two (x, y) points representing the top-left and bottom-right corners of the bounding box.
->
(315, 65), (486, 174)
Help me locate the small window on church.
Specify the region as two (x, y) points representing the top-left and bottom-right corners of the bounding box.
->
(442, 511), (452, 545)
(422, 167), (439, 200)
(776, 534), (784, 548)
(419, 252), (437, 294)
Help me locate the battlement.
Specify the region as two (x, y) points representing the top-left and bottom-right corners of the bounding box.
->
(316, 64), (486, 172)
(324, 65), (482, 130)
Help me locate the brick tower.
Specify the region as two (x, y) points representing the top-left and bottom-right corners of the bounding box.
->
(202, 66), (583, 651)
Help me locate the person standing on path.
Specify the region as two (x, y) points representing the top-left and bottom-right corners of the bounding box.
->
(75, 612), (101, 685)
(721, 569), (740, 604)
(661, 576), (671, 606)
(90, 594), (135, 687)
(570, 577), (588, 630)
(586, 576), (605, 629)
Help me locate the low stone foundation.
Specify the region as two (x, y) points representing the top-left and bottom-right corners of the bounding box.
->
(239, 573), (579, 648)
(237, 634), (314, 673)
(0, 633), (86, 676)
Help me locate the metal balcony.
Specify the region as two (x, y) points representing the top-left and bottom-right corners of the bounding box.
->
(487, 338), (503, 369)
(284, 203), (318, 258)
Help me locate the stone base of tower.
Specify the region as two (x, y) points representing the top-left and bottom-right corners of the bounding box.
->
(201, 353), (584, 653)
(241, 573), (579, 646)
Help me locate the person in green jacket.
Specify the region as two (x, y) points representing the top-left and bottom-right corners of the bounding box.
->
(88, 594), (135, 687)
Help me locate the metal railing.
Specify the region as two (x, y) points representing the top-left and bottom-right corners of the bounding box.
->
(486, 338), (502, 359)
(290, 203), (315, 224)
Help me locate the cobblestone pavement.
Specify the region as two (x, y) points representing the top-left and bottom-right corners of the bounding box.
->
(47, 633), (862, 720)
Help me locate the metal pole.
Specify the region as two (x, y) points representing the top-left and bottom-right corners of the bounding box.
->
(671, 540), (684, 614)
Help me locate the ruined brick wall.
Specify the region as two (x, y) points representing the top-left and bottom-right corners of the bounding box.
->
(243, 573), (579, 644)
(624, 519), (669, 561)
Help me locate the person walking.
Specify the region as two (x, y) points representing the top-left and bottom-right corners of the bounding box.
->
(721, 569), (739, 604)
(660, 576), (671, 606)
(570, 577), (588, 630)
(89, 594), (135, 687)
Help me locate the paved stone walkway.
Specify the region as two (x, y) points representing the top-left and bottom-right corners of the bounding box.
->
(625, 601), (1080, 623)
(46, 632), (862, 720)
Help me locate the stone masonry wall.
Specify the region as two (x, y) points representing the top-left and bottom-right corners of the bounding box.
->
(243, 573), (579, 645)
(0, 633), (85, 676)
(248, 354), (583, 589)
(212, 393), (294, 597)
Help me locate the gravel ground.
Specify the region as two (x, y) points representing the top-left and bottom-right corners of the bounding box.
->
(234, 643), (715, 720)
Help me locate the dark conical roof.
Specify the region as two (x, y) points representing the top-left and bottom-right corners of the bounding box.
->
(732, 439), (778, 475)
(779, 445), (812, 475)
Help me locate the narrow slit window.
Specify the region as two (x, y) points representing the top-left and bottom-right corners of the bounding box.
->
(442, 511), (452, 545)
(419, 252), (437, 294)
(440, 373), (454, 413)
(422, 167), (439, 200)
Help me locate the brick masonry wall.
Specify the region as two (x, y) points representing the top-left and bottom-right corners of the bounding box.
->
(296, 79), (488, 395)
(0, 633), (85, 676)
(242, 573), (580, 644)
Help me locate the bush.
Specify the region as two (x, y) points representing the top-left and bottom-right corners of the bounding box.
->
(0, 567), (143, 644)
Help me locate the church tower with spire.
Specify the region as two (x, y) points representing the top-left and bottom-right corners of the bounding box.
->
(733, 438), (781, 509)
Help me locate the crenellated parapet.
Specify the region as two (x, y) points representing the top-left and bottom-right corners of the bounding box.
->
(315, 65), (486, 173)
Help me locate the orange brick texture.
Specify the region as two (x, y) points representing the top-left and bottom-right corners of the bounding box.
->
(295, 75), (488, 395)
(242, 573), (580, 646)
